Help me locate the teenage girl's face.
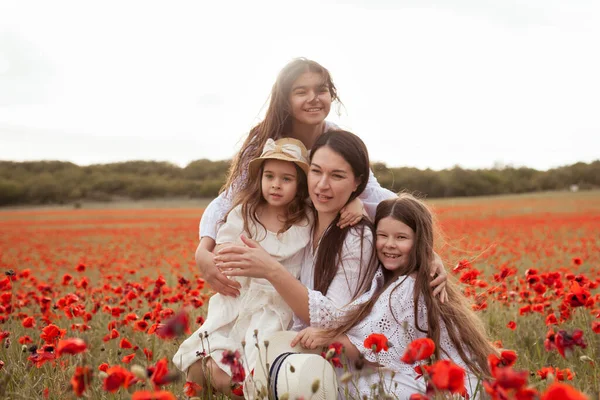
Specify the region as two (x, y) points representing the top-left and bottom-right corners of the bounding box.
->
(308, 146), (360, 219)
(288, 72), (332, 126)
(261, 159), (299, 210)
(376, 217), (415, 272)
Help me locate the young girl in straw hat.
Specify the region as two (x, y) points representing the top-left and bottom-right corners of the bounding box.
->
(173, 137), (313, 399)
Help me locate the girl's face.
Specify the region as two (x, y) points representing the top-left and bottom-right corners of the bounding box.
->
(261, 159), (299, 210)
(308, 146), (360, 219)
(376, 217), (415, 272)
(288, 72), (332, 126)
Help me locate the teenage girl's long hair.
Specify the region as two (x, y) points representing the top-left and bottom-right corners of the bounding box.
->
(310, 130), (379, 299)
(223, 58), (340, 194)
(331, 194), (497, 377)
(224, 162), (309, 240)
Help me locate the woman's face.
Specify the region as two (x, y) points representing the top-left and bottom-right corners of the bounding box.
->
(308, 145), (359, 218)
(288, 71), (332, 126)
(375, 217), (415, 272)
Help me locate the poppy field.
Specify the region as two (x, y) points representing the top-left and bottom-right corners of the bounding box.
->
(0, 191), (598, 399)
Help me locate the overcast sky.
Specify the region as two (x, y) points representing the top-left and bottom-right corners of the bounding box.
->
(0, 0), (598, 170)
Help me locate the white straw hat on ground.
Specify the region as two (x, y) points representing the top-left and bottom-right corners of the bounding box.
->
(246, 330), (339, 400)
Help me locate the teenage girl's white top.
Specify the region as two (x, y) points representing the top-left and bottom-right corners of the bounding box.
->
(198, 121), (396, 240)
(310, 269), (481, 399)
(173, 205), (312, 375)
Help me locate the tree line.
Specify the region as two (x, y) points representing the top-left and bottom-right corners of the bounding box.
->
(0, 159), (598, 206)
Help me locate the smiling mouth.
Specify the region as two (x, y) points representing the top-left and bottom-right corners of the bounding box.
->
(315, 194), (332, 201)
(383, 252), (400, 259)
(270, 193), (283, 198)
(304, 108), (322, 112)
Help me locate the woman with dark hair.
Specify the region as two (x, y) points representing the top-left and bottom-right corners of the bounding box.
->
(216, 130), (379, 339)
(194, 58), (447, 299)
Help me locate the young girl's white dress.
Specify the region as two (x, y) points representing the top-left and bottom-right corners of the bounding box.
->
(173, 205), (312, 376)
(309, 269), (481, 399)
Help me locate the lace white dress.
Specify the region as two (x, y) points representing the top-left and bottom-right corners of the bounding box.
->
(309, 269), (482, 399)
(198, 121), (396, 240)
(173, 205), (312, 375)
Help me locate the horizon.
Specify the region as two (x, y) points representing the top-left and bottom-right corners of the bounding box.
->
(1, 1), (599, 171)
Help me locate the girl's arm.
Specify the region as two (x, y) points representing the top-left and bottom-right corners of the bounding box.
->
(196, 199), (244, 297)
(216, 227), (373, 327)
(358, 169), (397, 220)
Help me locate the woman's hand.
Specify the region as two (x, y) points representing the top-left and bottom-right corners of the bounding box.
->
(215, 235), (282, 280)
(337, 197), (366, 229)
(196, 238), (241, 297)
(430, 252), (448, 303)
(290, 327), (333, 350)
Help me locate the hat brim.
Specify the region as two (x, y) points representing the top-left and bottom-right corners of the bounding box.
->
(249, 331), (324, 399)
(248, 155), (309, 182)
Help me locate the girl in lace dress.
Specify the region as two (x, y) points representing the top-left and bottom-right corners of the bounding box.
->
(174, 137), (313, 399)
(292, 194), (497, 399)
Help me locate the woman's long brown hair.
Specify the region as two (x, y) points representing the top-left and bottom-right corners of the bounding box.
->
(223, 58), (340, 195)
(310, 130), (379, 300)
(331, 194), (497, 377)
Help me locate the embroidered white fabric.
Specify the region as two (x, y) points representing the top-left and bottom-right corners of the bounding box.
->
(339, 271), (481, 399)
(198, 121), (396, 240)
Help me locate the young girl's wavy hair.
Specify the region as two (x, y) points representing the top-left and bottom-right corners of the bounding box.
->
(223, 58), (341, 195)
(225, 160), (309, 241)
(332, 193), (497, 377)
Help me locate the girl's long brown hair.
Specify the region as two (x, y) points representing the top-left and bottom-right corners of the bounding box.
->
(331, 194), (497, 377)
(310, 130), (379, 299)
(223, 58), (340, 195)
(225, 162), (309, 240)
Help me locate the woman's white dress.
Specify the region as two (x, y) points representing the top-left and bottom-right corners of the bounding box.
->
(173, 205), (311, 375)
(309, 269), (482, 399)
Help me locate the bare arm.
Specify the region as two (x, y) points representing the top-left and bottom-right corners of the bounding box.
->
(216, 235), (311, 321)
(196, 237), (241, 297)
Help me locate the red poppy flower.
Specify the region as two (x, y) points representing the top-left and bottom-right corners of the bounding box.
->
(70, 366), (92, 397)
(155, 308), (190, 339)
(131, 391), (177, 400)
(401, 338), (435, 364)
(28, 344), (57, 368)
(592, 321), (600, 334)
(426, 359), (466, 395)
(409, 394), (429, 400)
(364, 333), (389, 353)
(134, 320), (149, 332)
(19, 335), (33, 345)
(149, 358), (174, 389)
(507, 321), (516, 330)
(541, 382), (587, 400)
(572, 257), (583, 266)
(183, 381), (202, 397)
(565, 281), (590, 308)
(22, 316), (35, 328)
(119, 338), (133, 349)
(57, 338), (87, 356)
(122, 353), (136, 364)
(103, 365), (136, 392)
(40, 324), (67, 344)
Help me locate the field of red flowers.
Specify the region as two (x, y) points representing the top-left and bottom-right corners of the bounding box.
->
(0, 191), (598, 399)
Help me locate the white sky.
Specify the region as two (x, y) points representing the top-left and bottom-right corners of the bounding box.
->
(0, 0), (599, 170)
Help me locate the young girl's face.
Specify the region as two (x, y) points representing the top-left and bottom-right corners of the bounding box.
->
(261, 159), (299, 209)
(376, 216), (415, 272)
(288, 71), (332, 126)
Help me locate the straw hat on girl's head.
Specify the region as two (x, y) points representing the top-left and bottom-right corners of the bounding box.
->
(247, 331), (339, 400)
(248, 138), (310, 181)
